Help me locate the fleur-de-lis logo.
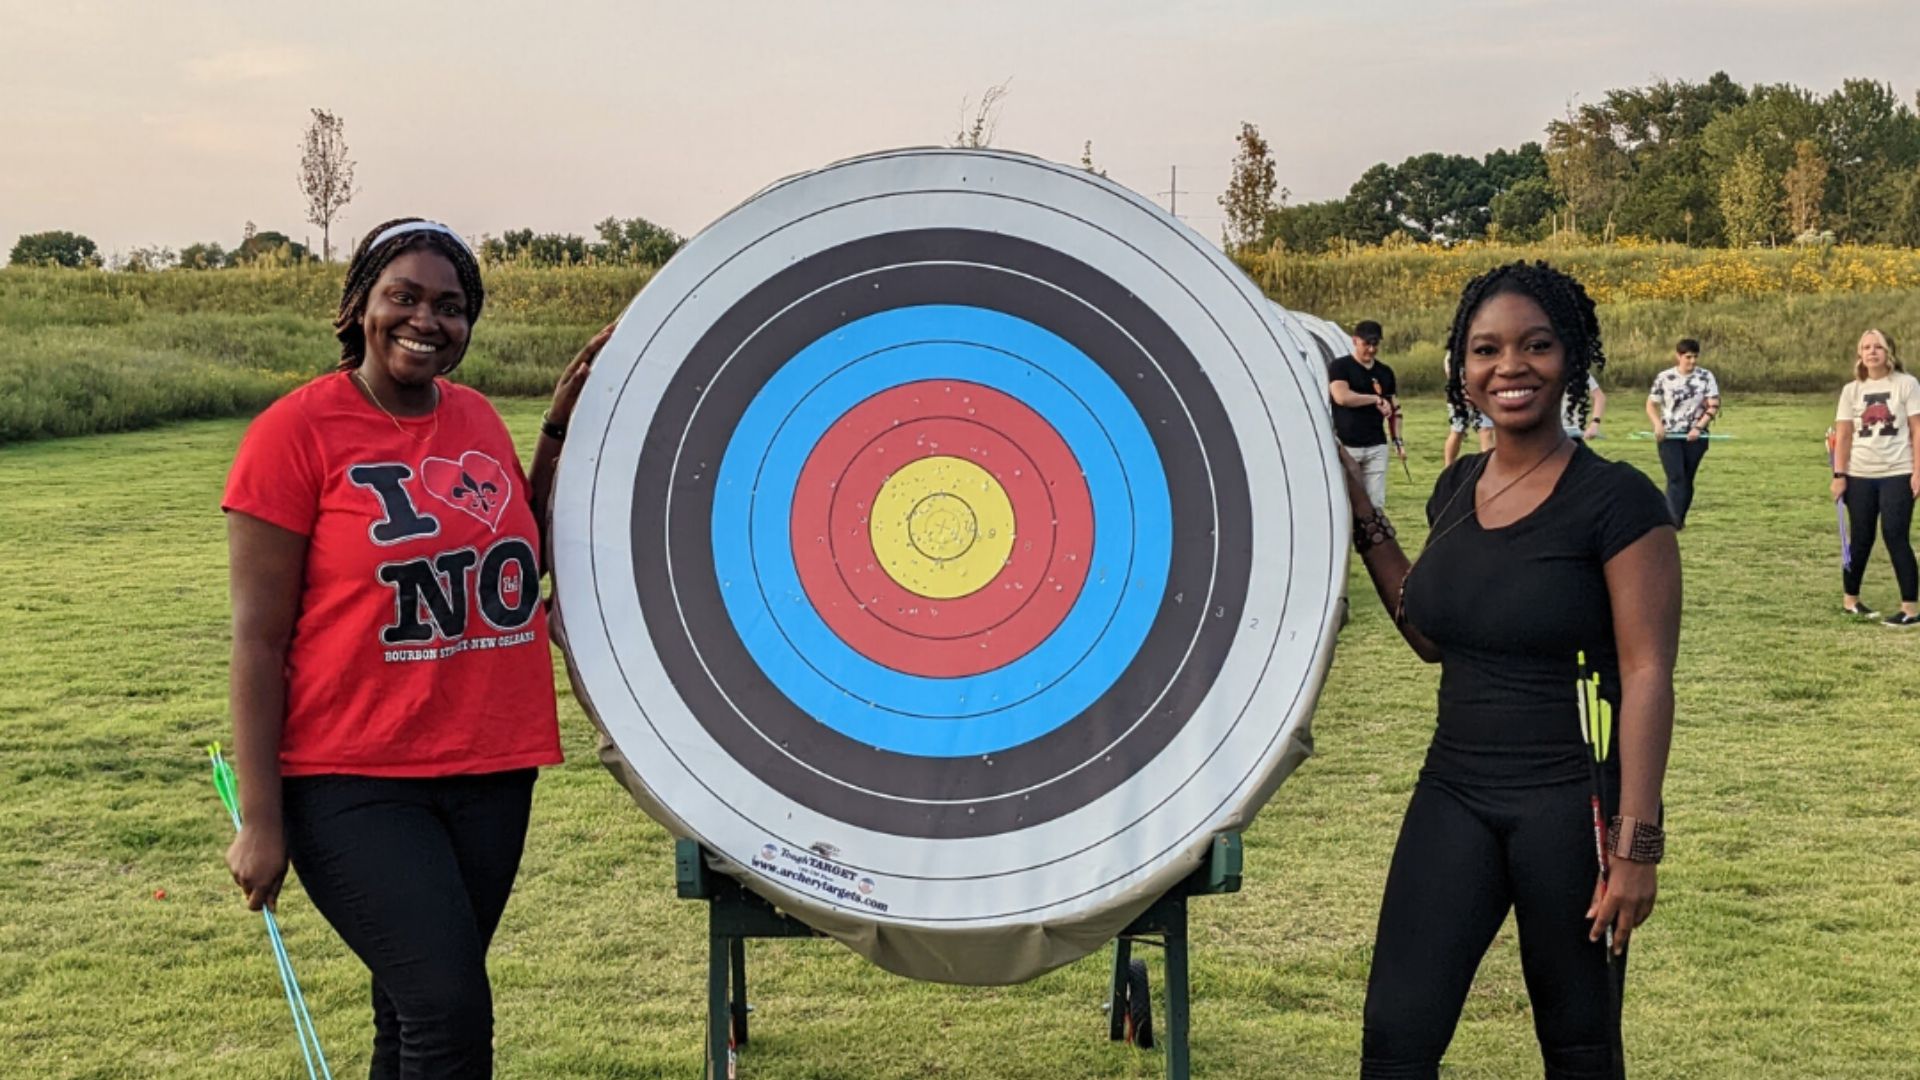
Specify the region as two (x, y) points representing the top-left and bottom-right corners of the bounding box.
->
(421, 452), (512, 531)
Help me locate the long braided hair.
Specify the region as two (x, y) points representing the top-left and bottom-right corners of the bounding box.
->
(1443, 260), (1604, 430)
(333, 217), (486, 372)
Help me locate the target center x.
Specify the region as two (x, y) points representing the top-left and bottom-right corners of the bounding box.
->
(907, 493), (979, 560)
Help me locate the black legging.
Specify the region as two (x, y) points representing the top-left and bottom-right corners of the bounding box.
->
(1363, 776), (1624, 1080)
(1842, 475), (1919, 602)
(1655, 438), (1710, 528)
(284, 769), (536, 1080)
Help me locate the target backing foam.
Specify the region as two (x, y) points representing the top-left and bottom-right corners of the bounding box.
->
(553, 148), (1347, 985)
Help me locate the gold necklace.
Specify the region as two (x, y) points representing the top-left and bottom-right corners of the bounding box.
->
(352, 368), (440, 444)
(1421, 437), (1573, 553)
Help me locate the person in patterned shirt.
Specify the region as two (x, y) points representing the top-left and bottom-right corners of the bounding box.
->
(1643, 338), (1721, 528)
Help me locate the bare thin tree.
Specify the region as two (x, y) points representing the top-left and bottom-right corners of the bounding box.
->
(299, 108), (358, 262)
(952, 80), (1012, 148)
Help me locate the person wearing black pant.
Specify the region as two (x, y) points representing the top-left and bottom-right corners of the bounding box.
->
(223, 219), (614, 1077)
(1644, 340), (1720, 528)
(283, 771), (536, 1071)
(1340, 262), (1679, 1079)
(1830, 329), (1920, 626)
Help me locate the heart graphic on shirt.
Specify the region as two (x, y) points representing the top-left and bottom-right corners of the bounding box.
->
(420, 452), (512, 532)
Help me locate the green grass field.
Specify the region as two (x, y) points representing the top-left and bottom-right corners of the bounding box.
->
(3, 396), (1918, 1078)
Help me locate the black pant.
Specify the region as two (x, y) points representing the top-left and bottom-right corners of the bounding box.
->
(1655, 438), (1710, 528)
(1842, 475), (1919, 602)
(284, 769), (537, 1080)
(1362, 777), (1624, 1079)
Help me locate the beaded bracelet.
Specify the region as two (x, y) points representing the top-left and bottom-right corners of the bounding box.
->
(1353, 509), (1395, 554)
(1607, 815), (1665, 864)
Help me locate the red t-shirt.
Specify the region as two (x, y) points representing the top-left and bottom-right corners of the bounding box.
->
(223, 372), (562, 777)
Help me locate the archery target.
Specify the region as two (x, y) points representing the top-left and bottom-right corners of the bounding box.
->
(554, 148), (1346, 984)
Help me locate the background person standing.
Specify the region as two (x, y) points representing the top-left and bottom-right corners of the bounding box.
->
(1330, 319), (1400, 509)
(1830, 329), (1920, 625)
(1645, 338), (1721, 528)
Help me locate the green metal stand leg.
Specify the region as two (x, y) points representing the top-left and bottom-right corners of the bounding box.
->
(730, 936), (750, 1047)
(707, 932), (730, 1080)
(1166, 897), (1190, 1080)
(1109, 937), (1132, 1041)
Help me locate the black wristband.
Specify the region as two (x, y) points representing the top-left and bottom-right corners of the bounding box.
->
(541, 414), (567, 442)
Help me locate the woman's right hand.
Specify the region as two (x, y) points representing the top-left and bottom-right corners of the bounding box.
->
(1831, 476), (1847, 500)
(227, 822), (288, 912)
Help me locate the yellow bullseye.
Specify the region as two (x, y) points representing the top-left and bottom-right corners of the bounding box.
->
(869, 456), (1016, 599)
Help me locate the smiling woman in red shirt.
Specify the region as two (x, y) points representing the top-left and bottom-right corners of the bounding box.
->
(221, 218), (610, 1078)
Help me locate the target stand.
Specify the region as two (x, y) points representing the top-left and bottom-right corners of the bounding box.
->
(678, 833), (1243, 1080)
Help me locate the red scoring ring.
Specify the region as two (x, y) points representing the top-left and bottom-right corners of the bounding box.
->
(789, 381), (1094, 678)
(829, 417), (1055, 632)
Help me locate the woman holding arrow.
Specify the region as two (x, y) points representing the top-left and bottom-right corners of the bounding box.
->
(221, 218), (611, 1077)
(1340, 261), (1679, 1079)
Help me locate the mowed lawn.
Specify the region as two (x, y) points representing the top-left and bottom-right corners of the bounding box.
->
(2, 395), (1916, 1079)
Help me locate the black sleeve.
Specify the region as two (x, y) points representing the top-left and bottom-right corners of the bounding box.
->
(1378, 364), (1397, 398)
(1327, 356), (1353, 388)
(1592, 460), (1674, 562)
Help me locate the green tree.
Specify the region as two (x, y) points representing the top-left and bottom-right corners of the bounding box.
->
(1819, 79), (1920, 241)
(1781, 139), (1830, 237)
(1489, 176), (1558, 240)
(1701, 85), (1822, 179)
(1719, 143), (1782, 247)
(1263, 199), (1346, 251)
(1546, 105), (1631, 236)
(9, 230), (98, 267)
(178, 242), (229, 269)
(233, 229), (310, 265)
(1393, 152), (1493, 242)
(1343, 162), (1401, 244)
(1219, 122), (1278, 250)
(592, 216), (684, 265)
(1884, 165), (1920, 247)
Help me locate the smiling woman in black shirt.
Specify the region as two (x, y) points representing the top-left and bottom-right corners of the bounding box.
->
(1339, 262), (1680, 1080)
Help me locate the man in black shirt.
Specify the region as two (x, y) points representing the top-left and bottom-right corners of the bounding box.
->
(1328, 319), (1401, 508)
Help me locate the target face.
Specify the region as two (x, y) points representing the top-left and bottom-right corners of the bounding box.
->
(554, 149), (1346, 983)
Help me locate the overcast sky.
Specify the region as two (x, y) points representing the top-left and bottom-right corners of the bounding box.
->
(3, 0), (1916, 262)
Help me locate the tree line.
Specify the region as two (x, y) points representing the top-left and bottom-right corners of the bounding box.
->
(1229, 73), (1920, 251)
(7, 215), (684, 271)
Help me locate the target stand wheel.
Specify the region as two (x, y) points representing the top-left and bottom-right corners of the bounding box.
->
(1125, 957), (1155, 1050)
(556, 147), (1345, 990)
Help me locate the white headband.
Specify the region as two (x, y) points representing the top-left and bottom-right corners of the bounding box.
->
(368, 220), (474, 260)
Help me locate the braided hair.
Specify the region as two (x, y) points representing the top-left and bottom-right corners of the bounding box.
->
(1442, 260), (1604, 430)
(334, 217), (486, 372)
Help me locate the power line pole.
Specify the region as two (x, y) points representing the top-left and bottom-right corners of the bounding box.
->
(1158, 165), (1190, 218)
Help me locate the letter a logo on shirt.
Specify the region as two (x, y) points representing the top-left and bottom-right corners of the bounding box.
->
(421, 452), (513, 531)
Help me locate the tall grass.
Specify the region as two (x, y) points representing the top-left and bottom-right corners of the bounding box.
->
(0, 265), (652, 442)
(3, 245), (1916, 443)
(1241, 240), (1920, 395)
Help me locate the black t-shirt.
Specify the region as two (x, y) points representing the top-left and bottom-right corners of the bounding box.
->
(1328, 356), (1395, 448)
(1402, 444), (1671, 786)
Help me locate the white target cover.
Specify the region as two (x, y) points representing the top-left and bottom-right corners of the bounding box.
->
(553, 148), (1346, 984)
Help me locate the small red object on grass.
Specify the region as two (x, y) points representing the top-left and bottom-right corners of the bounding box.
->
(153, 889), (167, 900)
